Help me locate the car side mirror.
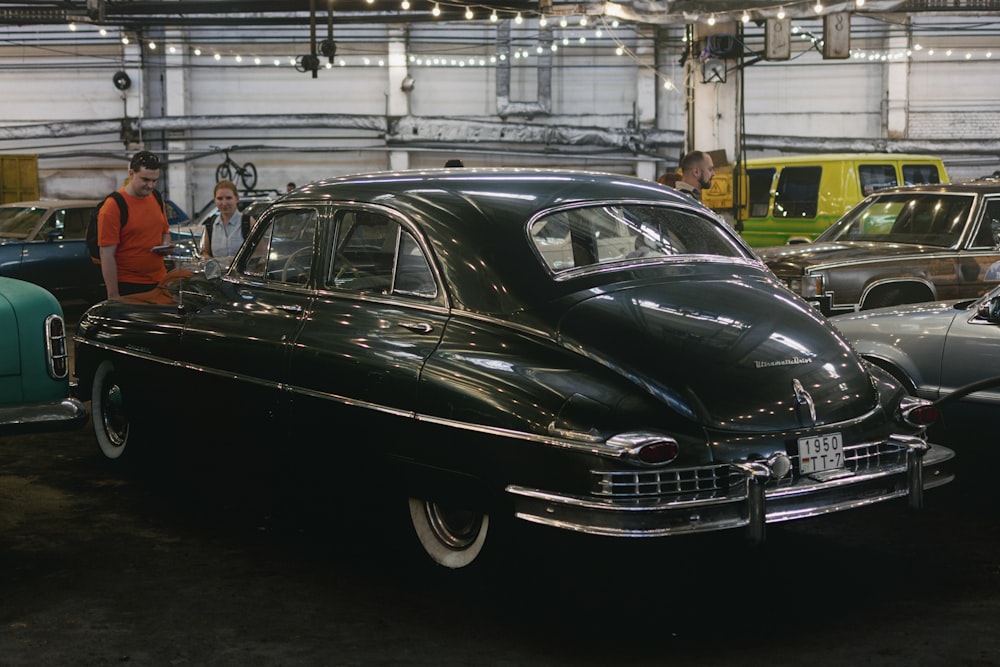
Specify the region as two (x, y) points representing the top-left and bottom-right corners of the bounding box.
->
(977, 295), (1000, 323)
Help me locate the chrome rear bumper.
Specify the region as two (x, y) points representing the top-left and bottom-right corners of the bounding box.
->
(506, 441), (954, 543)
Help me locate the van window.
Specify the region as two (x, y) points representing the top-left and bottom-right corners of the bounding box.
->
(902, 164), (943, 186)
(859, 164), (898, 196)
(773, 166), (820, 219)
(746, 168), (774, 218)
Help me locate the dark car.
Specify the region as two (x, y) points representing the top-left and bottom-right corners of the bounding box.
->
(757, 181), (1000, 316)
(0, 276), (87, 434)
(73, 168), (955, 571)
(0, 198), (197, 305)
(831, 284), (1000, 428)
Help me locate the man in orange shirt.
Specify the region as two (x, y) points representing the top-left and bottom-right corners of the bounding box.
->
(98, 151), (173, 299)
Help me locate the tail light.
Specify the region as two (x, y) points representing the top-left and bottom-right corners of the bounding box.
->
(607, 432), (680, 465)
(899, 395), (939, 427)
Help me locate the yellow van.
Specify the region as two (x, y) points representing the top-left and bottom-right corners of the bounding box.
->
(729, 153), (948, 247)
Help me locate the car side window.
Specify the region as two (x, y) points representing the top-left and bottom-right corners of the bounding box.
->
(859, 164), (897, 196)
(393, 232), (436, 298)
(745, 168), (775, 218)
(326, 210), (436, 298)
(60, 207), (90, 240)
(902, 164), (942, 186)
(240, 208), (318, 284)
(773, 166), (821, 219)
(976, 198), (1000, 248)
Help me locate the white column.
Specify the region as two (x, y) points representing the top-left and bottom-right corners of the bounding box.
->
(164, 29), (191, 212)
(885, 18), (911, 139)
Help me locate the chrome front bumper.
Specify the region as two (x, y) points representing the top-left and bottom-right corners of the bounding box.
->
(506, 440), (955, 544)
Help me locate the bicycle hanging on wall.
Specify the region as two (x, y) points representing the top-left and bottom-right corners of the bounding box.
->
(213, 146), (258, 190)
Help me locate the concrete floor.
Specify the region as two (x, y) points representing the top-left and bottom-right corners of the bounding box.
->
(1, 415), (998, 665)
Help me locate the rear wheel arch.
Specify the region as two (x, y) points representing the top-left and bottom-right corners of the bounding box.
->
(864, 355), (918, 395)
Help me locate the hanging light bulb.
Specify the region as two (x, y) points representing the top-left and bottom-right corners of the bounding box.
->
(777, 7), (786, 19)
(490, 9), (498, 22)
(814, 1), (823, 13)
(741, 10), (749, 23)
(539, 14), (547, 27)
(464, 6), (473, 19)
(707, 14), (716, 26)
(515, 12), (522, 24)
(432, 3), (440, 16)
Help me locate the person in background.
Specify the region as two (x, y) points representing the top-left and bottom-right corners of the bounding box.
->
(286, 181), (296, 192)
(202, 179), (245, 265)
(98, 150), (172, 300)
(674, 150), (715, 202)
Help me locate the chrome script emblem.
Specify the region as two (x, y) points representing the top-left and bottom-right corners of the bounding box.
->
(792, 378), (817, 425)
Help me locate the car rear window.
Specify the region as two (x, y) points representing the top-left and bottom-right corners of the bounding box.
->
(530, 204), (747, 273)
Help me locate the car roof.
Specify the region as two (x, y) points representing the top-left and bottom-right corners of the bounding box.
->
(865, 180), (1000, 196)
(742, 153), (944, 166)
(278, 167), (726, 315)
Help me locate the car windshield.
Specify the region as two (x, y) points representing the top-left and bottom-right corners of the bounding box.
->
(530, 204), (746, 273)
(0, 206), (45, 238)
(816, 193), (975, 247)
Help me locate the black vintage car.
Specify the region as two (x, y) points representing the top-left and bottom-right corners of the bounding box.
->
(73, 168), (955, 570)
(757, 181), (1000, 316)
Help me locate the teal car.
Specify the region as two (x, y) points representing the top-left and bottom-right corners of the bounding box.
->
(0, 276), (87, 434)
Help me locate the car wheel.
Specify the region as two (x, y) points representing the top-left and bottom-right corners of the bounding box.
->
(407, 497), (490, 570)
(91, 360), (134, 460)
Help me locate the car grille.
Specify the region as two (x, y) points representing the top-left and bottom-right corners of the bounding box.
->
(592, 464), (736, 499)
(592, 440), (910, 499)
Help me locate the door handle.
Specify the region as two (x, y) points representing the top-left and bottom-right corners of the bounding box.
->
(398, 321), (433, 333)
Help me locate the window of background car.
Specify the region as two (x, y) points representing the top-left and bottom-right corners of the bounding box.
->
(530, 204), (746, 273)
(969, 199), (1000, 248)
(859, 164), (898, 196)
(240, 208), (318, 284)
(902, 164), (943, 185)
(0, 206), (45, 237)
(57, 208), (91, 239)
(819, 194), (975, 246)
(773, 166), (821, 219)
(746, 168), (775, 217)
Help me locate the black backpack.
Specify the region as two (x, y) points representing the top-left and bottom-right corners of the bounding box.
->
(86, 189), (165, 264)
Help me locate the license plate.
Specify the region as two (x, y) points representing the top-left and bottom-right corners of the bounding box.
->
(798, 433), (844, 474)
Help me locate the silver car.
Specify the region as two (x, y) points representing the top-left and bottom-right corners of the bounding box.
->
(831, 284), (1000, 425)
